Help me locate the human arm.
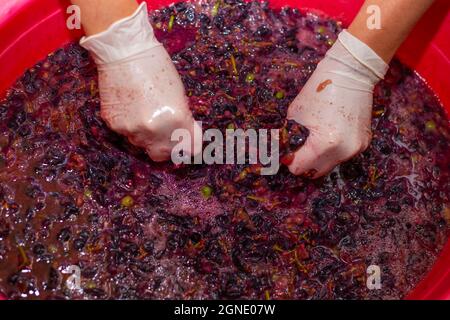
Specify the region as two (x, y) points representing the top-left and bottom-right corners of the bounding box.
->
(287, 0), (435, 178)
(70, 0), (201, 161)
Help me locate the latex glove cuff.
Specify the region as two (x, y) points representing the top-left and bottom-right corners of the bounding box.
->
(79, 2), (161, 65)
(325, 30), (389, 88)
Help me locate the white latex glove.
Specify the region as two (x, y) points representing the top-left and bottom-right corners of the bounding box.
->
(287, 30), (389, 178)
(80, 2), (200, 162)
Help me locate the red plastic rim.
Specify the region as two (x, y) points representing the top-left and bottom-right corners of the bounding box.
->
(0, 0), (449, 300)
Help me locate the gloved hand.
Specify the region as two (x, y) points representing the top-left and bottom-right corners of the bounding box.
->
(287, 30), (389, 178)
(80, 2), (201, 162)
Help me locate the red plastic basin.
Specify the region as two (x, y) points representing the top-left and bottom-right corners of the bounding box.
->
(0, 0), (449, 300)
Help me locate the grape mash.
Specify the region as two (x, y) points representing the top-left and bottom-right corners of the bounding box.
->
(0, 1), (449, 300)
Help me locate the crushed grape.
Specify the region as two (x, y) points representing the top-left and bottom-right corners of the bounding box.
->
(0, 1), (449, 300)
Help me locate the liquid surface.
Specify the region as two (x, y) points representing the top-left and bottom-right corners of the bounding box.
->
(0, 1), (449, 300)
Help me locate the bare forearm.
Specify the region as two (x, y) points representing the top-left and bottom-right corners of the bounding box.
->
(348, 0), (435, 62)
(70, 0), (138, 36)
